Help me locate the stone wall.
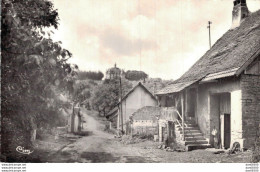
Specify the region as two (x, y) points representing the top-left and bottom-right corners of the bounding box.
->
(241, 74), (260, 149)
(132, 120), (157, 136)
(131, 106), (160, 136)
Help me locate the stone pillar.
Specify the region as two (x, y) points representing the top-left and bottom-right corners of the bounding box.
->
(231, 90), (243, 148)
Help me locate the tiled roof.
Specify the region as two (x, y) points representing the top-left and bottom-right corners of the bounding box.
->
(156, 80), (197, 95)
(131, 106), (161, 120)
(156, 10), (260, 95)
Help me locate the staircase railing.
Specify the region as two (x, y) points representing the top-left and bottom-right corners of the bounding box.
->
(162, 107), (199, 142)
(174, 109), (199, 142)
(176, 119), (182, 127)
(174, 109), (185, 140)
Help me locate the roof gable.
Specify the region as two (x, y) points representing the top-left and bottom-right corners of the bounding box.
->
(120, 82), (156, 103)
(106, 82), (157, 117)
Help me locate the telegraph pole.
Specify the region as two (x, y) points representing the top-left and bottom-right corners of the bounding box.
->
(207, 21), (212, 49)
(119, 77), (123, 133)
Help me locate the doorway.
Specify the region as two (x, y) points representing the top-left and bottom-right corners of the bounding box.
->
(210, 92), (231, 148)
(221, 113), (231, 149)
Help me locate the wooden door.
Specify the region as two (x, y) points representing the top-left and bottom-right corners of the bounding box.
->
(224, 114), (231, 149)
(220, 115), (224, 149)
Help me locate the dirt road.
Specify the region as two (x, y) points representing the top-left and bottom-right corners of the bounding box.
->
(47, 109), (253, 163)
(48, 110), (158, 163)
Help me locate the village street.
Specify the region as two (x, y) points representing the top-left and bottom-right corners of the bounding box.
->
(47, 109), (158, 163)
(45, 108), (253, 163)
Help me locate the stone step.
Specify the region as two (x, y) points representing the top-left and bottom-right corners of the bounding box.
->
(176, 126), (199, 131)
(186, 124), (197, 127)
(175, 123), (197, 128)
(179, 130), (201, 134)
(185, 136), (205, 141)
(184, 133), (203, 137)
(184, 140), (208, 145)
(185, 120), (196, 124)
(186, 144), (211, 151)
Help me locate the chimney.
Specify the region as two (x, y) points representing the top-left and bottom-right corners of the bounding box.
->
(231, 0), (249, 29)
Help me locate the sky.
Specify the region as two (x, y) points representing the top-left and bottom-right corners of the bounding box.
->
(51, 0), (260, 80)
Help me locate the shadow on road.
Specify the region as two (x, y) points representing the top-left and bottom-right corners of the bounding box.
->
(81, 152), (119, 162)
(75, 131), (93, 137)
(81, 151), (157, 163)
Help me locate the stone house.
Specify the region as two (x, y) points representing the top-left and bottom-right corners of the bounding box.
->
(68, 107), (82, 133)
(106, 82), (158, 134)
(129, 106), (160, 136)
(156, 1), (260, 150)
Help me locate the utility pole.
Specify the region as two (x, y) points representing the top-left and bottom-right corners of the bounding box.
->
(207, 21), (212, 49)
(119, 77), (123, 133)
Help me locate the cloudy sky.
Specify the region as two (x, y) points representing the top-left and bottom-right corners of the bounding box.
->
(51, 0), (260, 80)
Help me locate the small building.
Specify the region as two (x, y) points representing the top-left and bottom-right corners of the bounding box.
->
(106, 82), (158, 134)
(129, 106), (180, 144)
(68, 107), (82, 133)
(130, 106), (160, 136)
(156, 1), (260, 150)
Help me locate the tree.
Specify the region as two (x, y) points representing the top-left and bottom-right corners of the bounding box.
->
(1, 0), (76, 161)
(91, 79), (132, 116)
(125, 70), (148, 81)
(72, 80), (92, 104)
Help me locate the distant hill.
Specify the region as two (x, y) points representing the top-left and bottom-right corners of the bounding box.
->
(75, 68), (173, 111)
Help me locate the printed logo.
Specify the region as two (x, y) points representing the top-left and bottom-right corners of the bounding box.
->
(16, 146), (34, 155)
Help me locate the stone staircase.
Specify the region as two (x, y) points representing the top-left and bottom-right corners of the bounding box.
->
(175, 118), (211, 151)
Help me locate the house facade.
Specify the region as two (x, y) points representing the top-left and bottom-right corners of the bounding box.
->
(156, 0), (260, 150)
(106, 82), (158, 134)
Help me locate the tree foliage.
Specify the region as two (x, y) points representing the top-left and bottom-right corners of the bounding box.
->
(1, 0), (76, 161)
(91, 79), (132, 116)
(72, 80), (92, 104)
(77, 70), (104, 80)
(125, 70), (148, 81)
